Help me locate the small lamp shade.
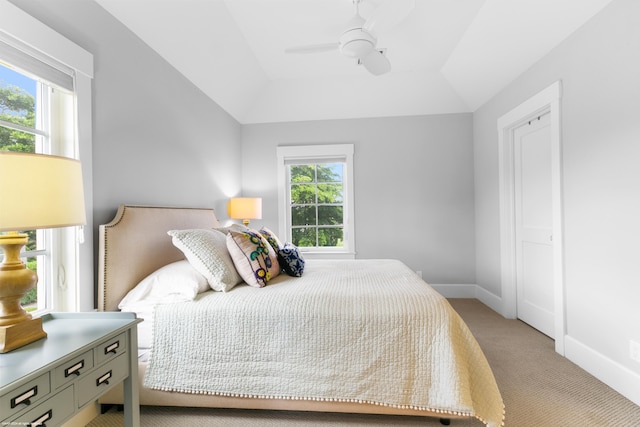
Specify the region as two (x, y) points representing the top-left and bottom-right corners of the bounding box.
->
(228, 197), (262, 226)
(0, 152), (86, 231)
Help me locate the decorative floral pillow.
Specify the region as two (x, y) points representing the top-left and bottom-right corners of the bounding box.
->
(227, 229), (280, 287)
(278, 243), (305, 277)
(259, 227), (283, 252)
(167, 229), (242, 292)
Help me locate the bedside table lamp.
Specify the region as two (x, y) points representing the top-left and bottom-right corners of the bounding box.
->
(228, 197), (262, 226)
(0, 152), (86, 353)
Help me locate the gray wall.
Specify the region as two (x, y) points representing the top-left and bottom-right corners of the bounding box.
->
(474, 0), (640, 381)
(242, 114), (476, 284)
(10, 0), (243, 304)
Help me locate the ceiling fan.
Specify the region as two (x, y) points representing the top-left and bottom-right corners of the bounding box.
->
(284, 0), (415, 76)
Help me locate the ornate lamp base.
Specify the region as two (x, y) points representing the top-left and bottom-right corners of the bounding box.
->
(0, 317), (47, 353)
(0, 232), (48, 353)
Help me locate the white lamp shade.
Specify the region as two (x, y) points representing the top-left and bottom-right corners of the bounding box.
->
(228, 197), (262, 221)
(0, 152), (86, 231)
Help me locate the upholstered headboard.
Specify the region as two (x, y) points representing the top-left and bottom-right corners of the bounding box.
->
(98, 205), (220, 311)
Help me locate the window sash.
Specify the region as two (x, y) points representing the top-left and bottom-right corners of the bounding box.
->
(0, 118), (48, 137)
(277, 144), (355, 258)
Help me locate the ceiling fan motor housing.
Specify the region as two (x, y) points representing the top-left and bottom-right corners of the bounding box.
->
(339, 28), (376, 58)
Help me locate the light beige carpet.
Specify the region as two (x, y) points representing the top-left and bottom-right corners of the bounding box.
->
(87, 299), (640, 427)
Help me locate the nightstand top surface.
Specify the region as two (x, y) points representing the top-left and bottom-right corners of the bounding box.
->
(0, 312), (139, 389)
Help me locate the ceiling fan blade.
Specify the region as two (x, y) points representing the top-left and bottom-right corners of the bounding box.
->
(285, 43), (339, 54)
(363, 0), (415, 34)
(360, 50), (391, 76)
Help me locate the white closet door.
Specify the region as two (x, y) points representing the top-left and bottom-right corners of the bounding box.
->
(514, 113), (555, 338)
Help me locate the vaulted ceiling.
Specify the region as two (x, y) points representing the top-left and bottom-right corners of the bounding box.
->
(96, 0), (613, 124)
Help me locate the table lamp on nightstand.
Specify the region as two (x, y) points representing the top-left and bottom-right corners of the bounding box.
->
(0, 152), (86, 353)
(228, 197), (262, 226)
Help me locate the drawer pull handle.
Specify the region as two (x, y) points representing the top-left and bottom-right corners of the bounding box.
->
(28, 408), (52, 427)
(11, 385), (37, 408)
(64, 360), (85, 377)
(97, 370), (112, 387)
(104, 340), (120, 355)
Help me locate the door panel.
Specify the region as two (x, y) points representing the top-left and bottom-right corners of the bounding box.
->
(521, 241), (554, 310)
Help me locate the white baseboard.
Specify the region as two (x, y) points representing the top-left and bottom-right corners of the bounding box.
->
(431, 284), (477, 298)
(432, 284), (504, 315)
(565, 336), (640, 406)
(474, 286), (503, 315)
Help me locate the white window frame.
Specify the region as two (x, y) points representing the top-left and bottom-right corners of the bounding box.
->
(277, 144), (355, 259)
(0, 0), (94, 312)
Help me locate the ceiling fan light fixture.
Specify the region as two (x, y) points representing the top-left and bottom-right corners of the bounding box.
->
(359, 49), (391, 75)
(339, 28), (376, 58)
(341, 39), (374, 58)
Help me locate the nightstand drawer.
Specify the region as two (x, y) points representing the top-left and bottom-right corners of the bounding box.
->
(9, 384), (74, 427)
(53, 349), (94, 389)
(77, 352), (129, 408)
(96, 332), (127, 365)
(0, 372), (50, 421)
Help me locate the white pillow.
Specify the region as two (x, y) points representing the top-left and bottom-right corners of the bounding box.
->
(167, 228), (242, 292)
(118, 260), (208, 310)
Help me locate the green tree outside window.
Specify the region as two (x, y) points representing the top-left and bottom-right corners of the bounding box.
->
(290, 163), (344, 248)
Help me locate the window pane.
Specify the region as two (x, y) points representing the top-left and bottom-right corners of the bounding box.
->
(317, 163), (342, 182)
(318, 228), (343, 247)
(0, 64), (37, 127)
(318, 205), (342, 225)
(291, 183), (316, 204)
(0, 88), (35, 129)
(1, 65), (37, 152)
(290, 164), (315, 183)
(317, 183), (342, 204)
(22, 256), (38, 312)
(288, 162), (345, 248)
(25, 230), (37, 250)
(291, 206), (316, 226)
(292, 227), (316, 247)
(1, 65), (42, 311)
(0, 127), (35, 152)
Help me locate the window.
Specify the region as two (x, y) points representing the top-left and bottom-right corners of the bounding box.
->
(0, 62), (75, 314)
(0, 2), (93, 312)
(277, 145), (355, 258)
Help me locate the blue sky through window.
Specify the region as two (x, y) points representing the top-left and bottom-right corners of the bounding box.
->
(326, 163), (343, 181)
(0, 63), (36, 97)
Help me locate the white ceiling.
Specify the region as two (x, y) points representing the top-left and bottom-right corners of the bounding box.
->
(95, 0), (613, 124)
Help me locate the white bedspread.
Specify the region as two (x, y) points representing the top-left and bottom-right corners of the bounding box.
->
(144, 259), (504, 426)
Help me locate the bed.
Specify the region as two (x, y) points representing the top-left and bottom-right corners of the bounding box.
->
(97, 204), (504, 426)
